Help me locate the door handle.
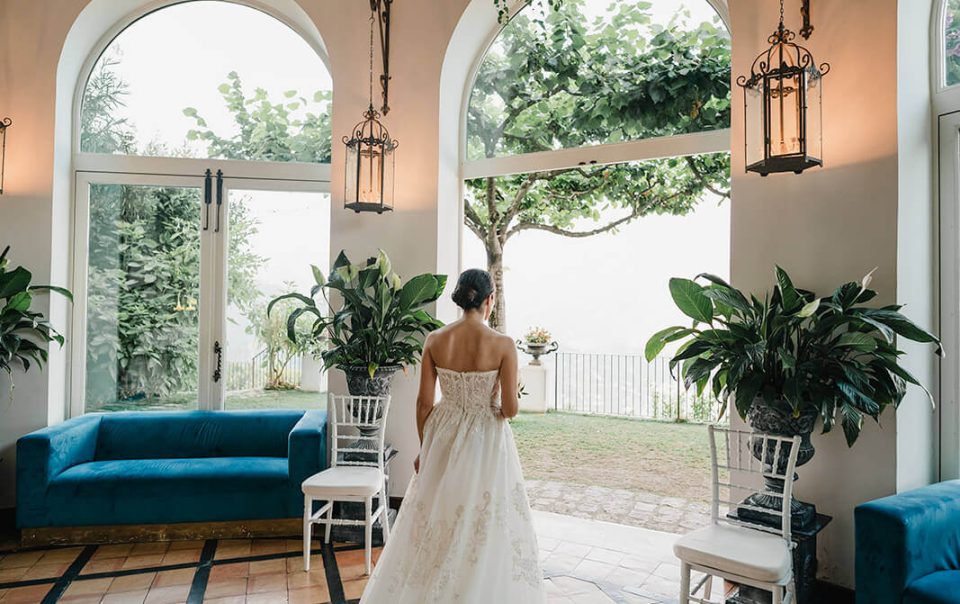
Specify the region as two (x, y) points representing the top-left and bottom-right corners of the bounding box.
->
(214, 170), (223, 233)
(203, 169), (212, 230)
(213, 341), (223, 383)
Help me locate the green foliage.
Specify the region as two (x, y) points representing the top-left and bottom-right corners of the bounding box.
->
(465, 0), (731, 330)
(84, 184), (204, 403)
(269, 251), (447, 377)
(185, 71), (332, 163)
(0, 246), (72, 390)
(248, 291), (317, 390)
(645, 268), (943, 447)
(947, 1), (960, 86)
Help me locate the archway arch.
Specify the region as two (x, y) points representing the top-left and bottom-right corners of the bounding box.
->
(56, 0), (334, 416)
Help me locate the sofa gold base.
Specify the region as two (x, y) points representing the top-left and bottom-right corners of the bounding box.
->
(20, 518), (303, 547)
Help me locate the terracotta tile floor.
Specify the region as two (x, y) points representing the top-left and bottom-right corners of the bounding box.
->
(0, 512), (693, 604)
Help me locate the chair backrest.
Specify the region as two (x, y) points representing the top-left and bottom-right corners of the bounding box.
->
(328, 394), (391, 471)
(707, 425), (801, 542)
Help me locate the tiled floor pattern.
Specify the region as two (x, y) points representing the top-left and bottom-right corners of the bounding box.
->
(0, 512), (687, 604)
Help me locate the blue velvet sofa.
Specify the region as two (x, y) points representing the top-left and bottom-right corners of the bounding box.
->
(855, 480), (960, 603)
(16, 409), (327, 529)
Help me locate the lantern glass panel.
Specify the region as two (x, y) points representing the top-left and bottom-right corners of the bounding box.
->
(744, 84), (764, 170)
(765, 70), (803, 159)
(805, 67), (824, 163)
(359, 146), (384, 205)
(382, 144), (396, 209)
(344, 142), (359, 204)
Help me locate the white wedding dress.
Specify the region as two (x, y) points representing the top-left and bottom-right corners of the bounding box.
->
(360, 367), (547, 604)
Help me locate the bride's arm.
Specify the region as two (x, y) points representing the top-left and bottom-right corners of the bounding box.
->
(499, 339), (520, 419)
(416, 337), (438, 443)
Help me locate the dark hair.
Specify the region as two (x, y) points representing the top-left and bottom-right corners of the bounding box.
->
(452, 269), (494, 311)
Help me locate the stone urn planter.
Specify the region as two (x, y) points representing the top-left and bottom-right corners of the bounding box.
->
(339, 364), (401, 456)
(516, 340), (559, 366)
(742, 401), (819, 530)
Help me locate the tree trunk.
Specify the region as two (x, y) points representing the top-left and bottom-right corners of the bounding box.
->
(486, 249), (507, 333)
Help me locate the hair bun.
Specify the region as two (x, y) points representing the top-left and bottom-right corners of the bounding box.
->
(452, 269), (494, 311)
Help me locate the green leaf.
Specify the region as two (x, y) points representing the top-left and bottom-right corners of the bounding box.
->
(644, 326), (693, 361)
(669, 278), (713, 324)
(399, 274), (440, 310)
(836, 333), (878, 352)
(775, 266), (801, 312)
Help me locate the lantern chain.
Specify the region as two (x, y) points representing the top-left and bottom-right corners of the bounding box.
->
(368, 9), (375, 112)
(779, 0), (785, 29)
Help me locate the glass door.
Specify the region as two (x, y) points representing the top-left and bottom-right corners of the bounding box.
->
(940, 112), (960, 480)
(214, 179), (331, 410)
(72, 173), (214, 414)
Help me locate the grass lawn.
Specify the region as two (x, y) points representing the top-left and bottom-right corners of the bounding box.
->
(87, 389), (325, 412)
(510, 411), (712, 502)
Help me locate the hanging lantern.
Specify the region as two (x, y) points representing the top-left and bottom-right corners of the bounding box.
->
(344, 107), (398, 213)
(343, 0), (397, 213)
(737, 0), (829, 176)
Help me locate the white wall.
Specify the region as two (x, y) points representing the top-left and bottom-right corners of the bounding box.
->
(730, 0), (941, 588)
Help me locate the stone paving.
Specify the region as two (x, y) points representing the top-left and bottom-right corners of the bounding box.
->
(526, 479), (711, 535)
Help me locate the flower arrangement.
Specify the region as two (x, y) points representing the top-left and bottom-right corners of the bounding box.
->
(523, 327), (552, 345)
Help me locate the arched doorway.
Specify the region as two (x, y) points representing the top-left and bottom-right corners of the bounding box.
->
(68, 1), (333, 415)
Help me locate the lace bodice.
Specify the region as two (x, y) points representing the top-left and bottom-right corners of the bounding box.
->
(436, 367), (500, 413)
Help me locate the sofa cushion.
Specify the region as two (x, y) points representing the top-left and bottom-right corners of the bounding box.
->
(95, 410), (304, 460)
(904, 571), (960, 604)
(47, 457), (290, 525)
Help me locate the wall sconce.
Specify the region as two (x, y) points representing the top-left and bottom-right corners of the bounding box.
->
(737, 0), (829, 176)
(0, 118), (11, 195)
(343, 0), (397, 214)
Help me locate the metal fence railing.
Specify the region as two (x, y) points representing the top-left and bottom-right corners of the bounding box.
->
(226, 349), (303, 393)
(553, 352), (724, 423)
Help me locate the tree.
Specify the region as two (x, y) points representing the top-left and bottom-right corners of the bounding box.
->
(465, 0), (731, 332)
(185, 71), (333, 163)
(248, 290), (317, 390)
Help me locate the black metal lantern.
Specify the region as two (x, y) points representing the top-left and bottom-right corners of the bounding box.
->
(343, 107), (398, 213)
(0, 118), (11, 195)
(737, 0), (829, 176)
(343, 0), (397, 213)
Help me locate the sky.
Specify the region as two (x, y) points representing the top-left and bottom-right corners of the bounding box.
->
(86, 0), (731, 361)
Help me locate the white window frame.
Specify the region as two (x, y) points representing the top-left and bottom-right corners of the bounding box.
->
(68, 1), (333, 416)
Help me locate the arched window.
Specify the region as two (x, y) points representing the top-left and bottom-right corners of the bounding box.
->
(460, 0), (731, 368)
(946, 0), (960, 87)
(71, 1), (332, 415)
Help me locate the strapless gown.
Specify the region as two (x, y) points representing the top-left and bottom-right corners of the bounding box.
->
(359, 367), (546, 604)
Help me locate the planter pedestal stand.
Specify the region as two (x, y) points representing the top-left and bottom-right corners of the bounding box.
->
(725, 510), (832, 604)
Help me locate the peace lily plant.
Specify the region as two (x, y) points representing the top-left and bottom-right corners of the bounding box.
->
(0, 245), (72, 401)
(269, 250), (446, 386)
(645, 268), (942, 447)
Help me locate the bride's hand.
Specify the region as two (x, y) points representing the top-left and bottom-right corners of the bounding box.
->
(414, 455), (420, 474)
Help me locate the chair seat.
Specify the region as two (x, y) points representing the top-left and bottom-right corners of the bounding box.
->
(302, 466), (383, 498)
(673, 523), (792, 584)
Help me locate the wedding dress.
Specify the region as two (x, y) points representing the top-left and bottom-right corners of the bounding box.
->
(360, 367), (547, 604)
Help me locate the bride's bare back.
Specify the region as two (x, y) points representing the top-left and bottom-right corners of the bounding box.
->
(415, 316), (520, 445)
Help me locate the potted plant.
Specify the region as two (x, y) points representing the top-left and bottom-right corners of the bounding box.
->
(0, 245), (72, 401)
(517, 326), (558, 366)
(269, 250), (446, 398)
(645, 268), (941, 525)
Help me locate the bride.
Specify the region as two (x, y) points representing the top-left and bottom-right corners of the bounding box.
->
(360, 269), (546, 604)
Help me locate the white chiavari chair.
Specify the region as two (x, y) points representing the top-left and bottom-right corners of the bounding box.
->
(674, 425), (801, 604)
(302, 394), (391, 575)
